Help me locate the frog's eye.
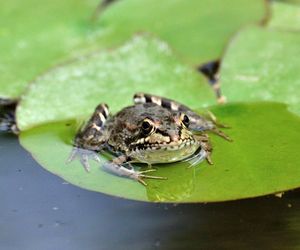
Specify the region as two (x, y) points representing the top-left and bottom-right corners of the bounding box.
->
(141, 119), (154, 135)
(181, 114), (190, 128)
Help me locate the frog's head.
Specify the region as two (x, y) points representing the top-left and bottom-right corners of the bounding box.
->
(127, 104), (200, 163)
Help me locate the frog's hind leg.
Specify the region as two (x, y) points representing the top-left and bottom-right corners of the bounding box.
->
(103, 155), (167, 186)
(204, 110), (232, 141)
(206, 110), (229, 128)
(67, 103), (110, 172)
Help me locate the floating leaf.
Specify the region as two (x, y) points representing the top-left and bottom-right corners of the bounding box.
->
(279, 0), (300, 5)
(95, 0), (266, 64)
(16, 36), (214, 131)
(0, 0), (266, 100)
(0, 0), (102, 100)
(268, 1), (300, 31)
(220, 26), (300, 116)
(19, 102), (300, 202)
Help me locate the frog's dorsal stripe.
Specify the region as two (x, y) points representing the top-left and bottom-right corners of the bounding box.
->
(133, 93), (224, 136)
(78, 103), (109, 141)
(91, 103), (109, 126)
(73, 103), (110, 150)
(133, 93), (188, 112)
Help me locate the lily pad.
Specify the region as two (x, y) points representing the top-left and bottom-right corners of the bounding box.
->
(268, 1), (300, 31)
(0, 0), (102, 100)
(16, 36), (215, 131)
(220, 26), (300, 116)
(19, 102), (300, 202)
(95, 0), (266, 65)
(0, 0), (266, 101)
(280, 0), (300, 5)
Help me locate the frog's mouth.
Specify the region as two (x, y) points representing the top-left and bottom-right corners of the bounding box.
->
(128, 133), (200, 163)
(130, 137), (196, 151)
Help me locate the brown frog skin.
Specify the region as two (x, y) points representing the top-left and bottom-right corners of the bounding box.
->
(67, 93), (230, 185)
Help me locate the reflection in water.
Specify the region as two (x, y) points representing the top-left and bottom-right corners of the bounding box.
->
(2, 133), (300, 249)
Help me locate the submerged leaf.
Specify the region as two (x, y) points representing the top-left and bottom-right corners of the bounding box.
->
(220, 26), (300, 116)
(20, 102), (300, 202)
(16, 36), (215, 131)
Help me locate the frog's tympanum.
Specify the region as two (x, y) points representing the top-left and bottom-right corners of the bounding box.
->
(68, 93), (230, 185)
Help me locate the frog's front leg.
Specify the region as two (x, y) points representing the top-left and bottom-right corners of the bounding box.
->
(67, 103), (110, 172)
(186, 134), (213, 167)
(198, 134), (213, 165)
(103, 155), (167, 186)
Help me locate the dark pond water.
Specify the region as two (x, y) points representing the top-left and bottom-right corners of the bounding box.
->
(1, 132), (300, 250)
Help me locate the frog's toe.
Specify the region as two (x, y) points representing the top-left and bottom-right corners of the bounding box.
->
(211, 128), (232, 141)
(91, 153), (101, 163)
(136, 172), (167, 186)
(66, 147), (100, 172)
(139, 169), (157, 174)
(80, 153), (91, 172)
(66, 147), (78, 163)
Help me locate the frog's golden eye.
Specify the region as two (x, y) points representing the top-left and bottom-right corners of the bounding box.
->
(141, 119), (154, 135)
(180, 113), (190, 128)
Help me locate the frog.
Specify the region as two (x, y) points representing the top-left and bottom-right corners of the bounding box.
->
(67, 93), (231, 185)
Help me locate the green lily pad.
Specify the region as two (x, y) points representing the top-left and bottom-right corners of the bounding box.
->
(268, 1), (300, 31)
(280, 0), (300, 5)
(0, 0), (266, 101)
(0, 0), (102, 100)
(19, 102), (300, 202)
(16, 36), (215, 131)
(220, 26), (300, 116)
(95, 0), (266, 65)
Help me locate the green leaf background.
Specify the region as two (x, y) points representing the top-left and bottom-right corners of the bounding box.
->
(220, 26), (300, 116)
(2, 0), (300, 202)
(0, 0), (101, 100)
(16, 36), (214, 131)
(0, 0), (266, 100)
(94, 0), (266, 64)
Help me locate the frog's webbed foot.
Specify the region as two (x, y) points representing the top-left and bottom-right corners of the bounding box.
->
(66, 147), (101, 172)
(103, 156), (167, 186)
